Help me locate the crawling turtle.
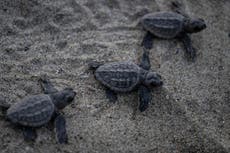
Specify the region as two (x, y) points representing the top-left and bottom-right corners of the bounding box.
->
(89, 50), (163, 112)
(0, 77), (76, 143)
(140, 10), (206, 60)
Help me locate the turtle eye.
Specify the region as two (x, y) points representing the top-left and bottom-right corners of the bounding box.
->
(198, 18), (204, 22)
(64, 87), (73, 91)
(66, 95), (74, 102)
(194, 24), (204, 31)
(156, 74), (162, 79)
(194, 27), (200, 30)
(147, 76), (152, 80)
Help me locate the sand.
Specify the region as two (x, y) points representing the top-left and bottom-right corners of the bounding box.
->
(0, 0), (229, 152)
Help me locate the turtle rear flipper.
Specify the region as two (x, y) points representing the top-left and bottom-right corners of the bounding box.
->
(55, 114), (68, 144)
(0, 101), (10, 116)
(0, 103), (10, 110)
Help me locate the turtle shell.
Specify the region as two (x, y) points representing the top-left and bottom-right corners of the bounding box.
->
(7, 94), (55, 127)
(141, 12), (185, 39)
(95, 61), (143, 92)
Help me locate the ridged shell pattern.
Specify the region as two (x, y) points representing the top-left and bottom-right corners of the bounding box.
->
(141, 12), (185, 39)
(95, 61), (141, 92)
(7, 94), (54, 127)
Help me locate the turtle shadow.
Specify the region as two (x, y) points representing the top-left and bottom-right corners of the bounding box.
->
(124, 86), (182, 121)
(133, 87), (229, 153)
(89, 86), (228, 152)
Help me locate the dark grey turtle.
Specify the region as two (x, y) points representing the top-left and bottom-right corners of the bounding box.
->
(89, 50), (163, 112)
(0, 77), (76, 143)
(140, 11), (206, 60)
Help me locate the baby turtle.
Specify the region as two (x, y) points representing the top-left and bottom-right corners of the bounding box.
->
(89, 50), (163, 112)
(0, 77), (76, 143)
(140, 11), (206, 60)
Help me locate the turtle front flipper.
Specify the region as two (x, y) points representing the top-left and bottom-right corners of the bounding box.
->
(106, 88), (118, 103)
(170, 1), (189, 18)
(141, 31), (154, 50)
(22, 127), (37, 141)
(54, 114), (68, 144)
(138, 48), (152, 112)
(139, 49), (151, 70)
(178, 33), (196, 61)
(39, 76), (58, 94)
(138, 85), (152, 112)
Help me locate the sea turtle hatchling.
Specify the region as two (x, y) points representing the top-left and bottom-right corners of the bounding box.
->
(89, 50), (163, 112)
(140, 11), (206, 60)
(0, 77), (76, 143)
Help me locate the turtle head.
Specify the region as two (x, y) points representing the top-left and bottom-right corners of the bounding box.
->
(184, 18), (206, 33)
(51, 88), (76, 109)
(143, 72), (163, 87)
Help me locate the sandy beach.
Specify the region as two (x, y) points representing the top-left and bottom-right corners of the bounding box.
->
(0, 0), (230, 152)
